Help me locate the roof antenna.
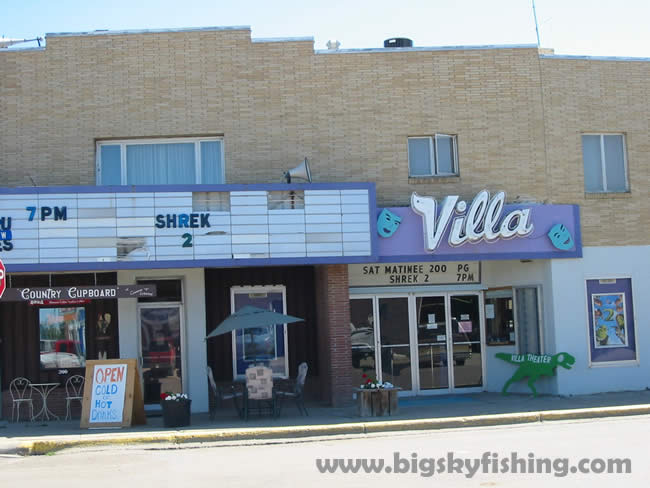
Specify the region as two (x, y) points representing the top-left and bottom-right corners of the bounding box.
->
(532, 0), (541, 48)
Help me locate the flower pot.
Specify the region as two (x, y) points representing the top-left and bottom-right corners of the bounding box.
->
(355, 388), (400, 417)
(161, 399), (192, 428)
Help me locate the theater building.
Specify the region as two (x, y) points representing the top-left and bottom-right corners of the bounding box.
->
(0, 27), (648, 414)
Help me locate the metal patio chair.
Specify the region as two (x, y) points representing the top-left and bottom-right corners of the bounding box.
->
(207, 366), (243, 419)
(276, 362), (309, 416)
(64, 375), (85, 420)
(9, 377), (34, 422)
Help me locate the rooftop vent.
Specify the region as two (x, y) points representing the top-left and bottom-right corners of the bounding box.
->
(326, 40), (341, 50)
(384, 37), (413, 48)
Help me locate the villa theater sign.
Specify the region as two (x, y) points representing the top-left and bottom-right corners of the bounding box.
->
(411, 190), (533, 252)
(374, 190), (582, 262)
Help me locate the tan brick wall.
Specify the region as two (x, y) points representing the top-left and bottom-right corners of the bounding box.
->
(0, 28), (648, 246)
(540, 57), (650, 246)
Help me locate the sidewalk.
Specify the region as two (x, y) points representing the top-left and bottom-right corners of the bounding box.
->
(2, 390), (650, 455)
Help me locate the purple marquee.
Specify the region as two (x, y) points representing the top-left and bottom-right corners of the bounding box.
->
(377, 194), (582, 262)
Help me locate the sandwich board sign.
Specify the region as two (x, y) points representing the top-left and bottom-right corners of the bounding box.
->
(80, 359), (146, 428)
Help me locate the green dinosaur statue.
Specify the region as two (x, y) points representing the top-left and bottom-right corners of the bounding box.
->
(496, 352), (575, 397)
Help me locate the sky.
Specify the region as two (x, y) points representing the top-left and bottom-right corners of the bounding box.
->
(3, 0), (650, 58)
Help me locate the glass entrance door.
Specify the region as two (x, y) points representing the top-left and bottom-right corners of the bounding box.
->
(351, 291), (485, 395)
(415, 296), (449, 390)
(139, 305), (183, 406)
(449, 294), (483, 389)
(350, 298), (376, 390)
(377, 297), (412, 391)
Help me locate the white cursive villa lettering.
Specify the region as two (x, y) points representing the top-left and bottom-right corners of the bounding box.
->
(411, 190), (534, 252)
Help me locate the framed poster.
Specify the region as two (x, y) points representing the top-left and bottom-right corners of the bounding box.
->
(230, 285), (289, 378)
(586, 278), (637, 365)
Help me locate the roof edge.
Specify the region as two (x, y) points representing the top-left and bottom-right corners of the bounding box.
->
(252, 37), (314, 43)
(46, 26), (251, 38)
(540, 53), (650, 63)
(0, 46), (45, 53)
(315, 43), (539, 54)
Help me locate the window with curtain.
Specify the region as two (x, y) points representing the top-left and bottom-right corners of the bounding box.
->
(515, 287), (542, 355)
(581, 134), (628, 193)
(96, 138), (224, 185)
(408, 134), (458, 177)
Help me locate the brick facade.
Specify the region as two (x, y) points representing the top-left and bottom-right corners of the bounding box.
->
(1, 26), (649, 413)
(1, 27), (648, 247)
(540, 57), (650, 247)
(315, 264), (353, 406)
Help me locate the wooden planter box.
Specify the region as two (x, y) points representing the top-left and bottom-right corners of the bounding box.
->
(355, 388), (400, 417)
(161, 399), (192, 428)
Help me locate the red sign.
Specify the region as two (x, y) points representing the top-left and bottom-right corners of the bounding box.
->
(0, 259), (5, 299)
(29, 299), (91, 306)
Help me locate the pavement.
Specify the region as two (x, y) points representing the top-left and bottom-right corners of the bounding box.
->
(2, 390), (650, 456)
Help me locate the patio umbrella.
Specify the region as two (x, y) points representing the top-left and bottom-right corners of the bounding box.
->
(206, 305), (304, 339)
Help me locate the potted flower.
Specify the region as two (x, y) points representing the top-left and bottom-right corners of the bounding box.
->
(359, 373), (393, 390)
(160, 392), (191, 428)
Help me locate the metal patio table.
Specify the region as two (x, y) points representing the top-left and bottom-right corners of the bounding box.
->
(30, 383), (60, 421)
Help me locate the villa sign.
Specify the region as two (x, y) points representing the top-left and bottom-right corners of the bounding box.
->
(375, 190), (582, 261)
(411, 190), (533, 253)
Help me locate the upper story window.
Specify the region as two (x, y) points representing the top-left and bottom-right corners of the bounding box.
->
(96, 137), (224, 185)
(408, 135), (458, 177)
(581, 134), (628, 193)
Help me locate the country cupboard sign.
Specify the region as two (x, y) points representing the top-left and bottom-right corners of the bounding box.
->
(375, 190), (582, 262)
(0, 285), (157, 301)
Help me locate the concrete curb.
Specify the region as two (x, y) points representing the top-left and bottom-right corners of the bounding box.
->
(11, 404), (650, 455)
(539, 404), (650, 421)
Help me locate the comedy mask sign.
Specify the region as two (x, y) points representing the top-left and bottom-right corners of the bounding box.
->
(376, 190), (581, 261)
